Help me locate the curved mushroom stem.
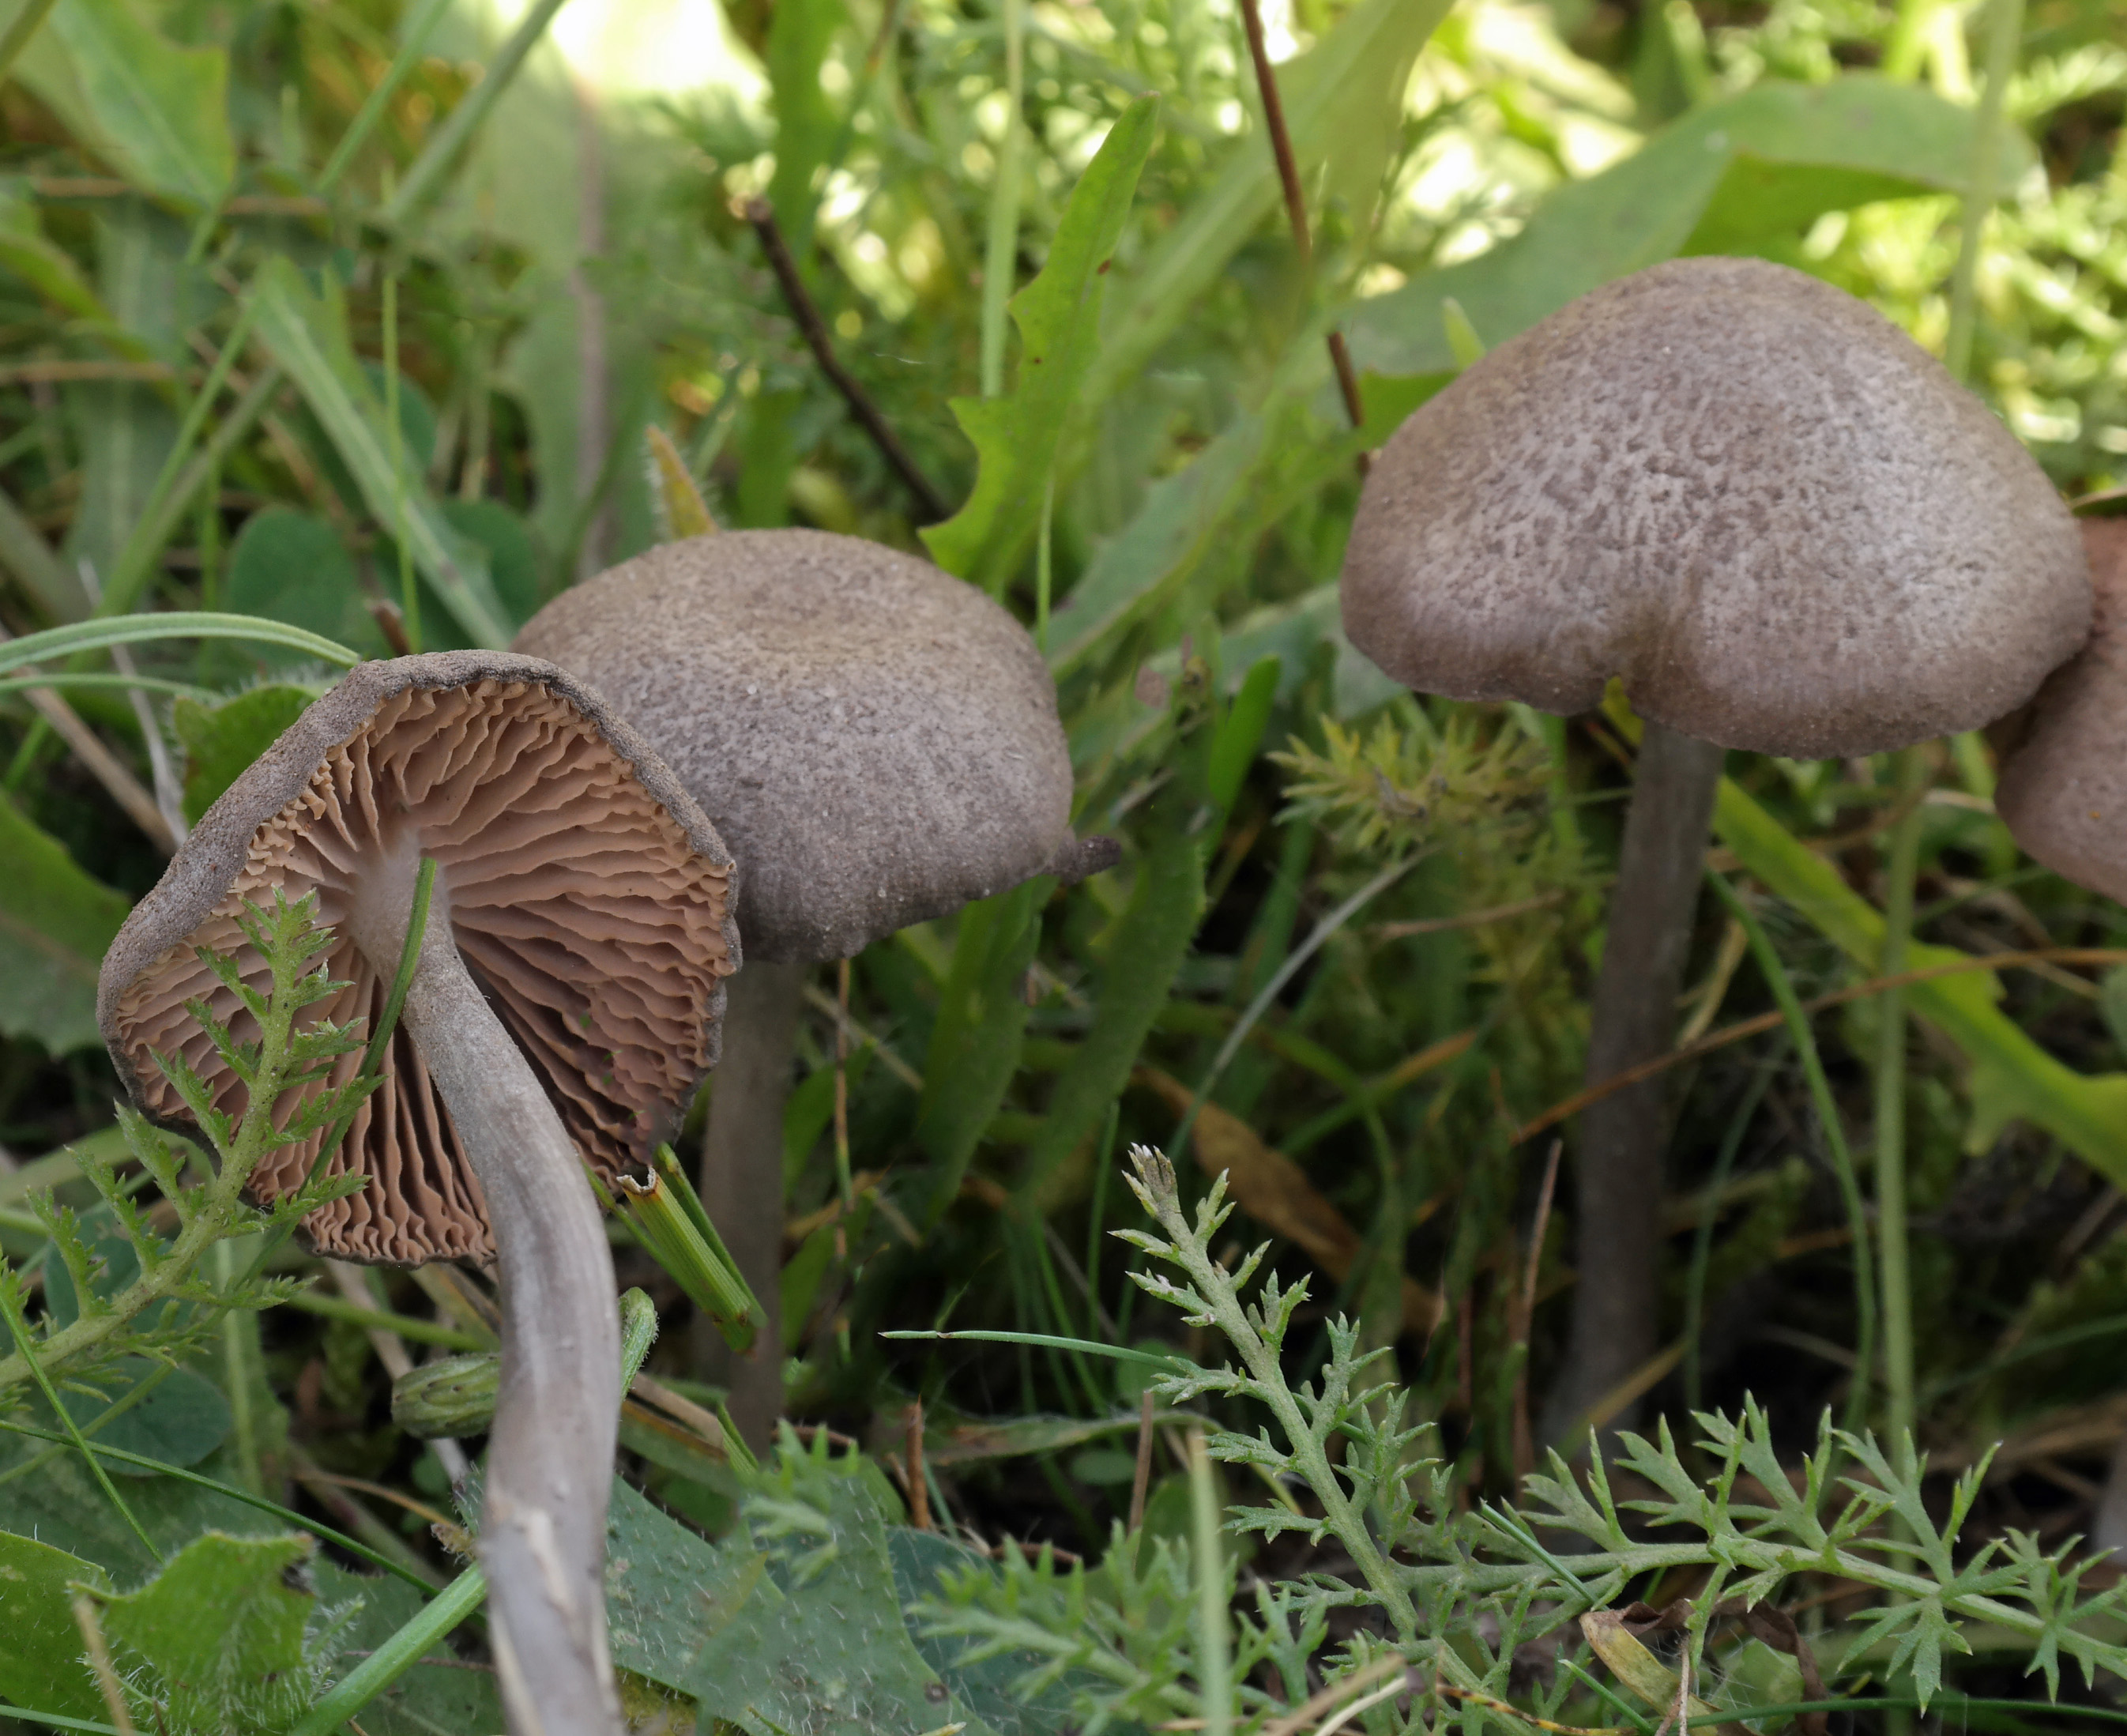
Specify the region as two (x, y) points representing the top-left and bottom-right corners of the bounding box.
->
(1542, 721), (1724, 1449)
(695, 958), (806, 1455)
(349, 859), (624, 1736)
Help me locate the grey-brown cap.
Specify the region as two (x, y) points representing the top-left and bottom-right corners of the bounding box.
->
(513, 529), (1075, 963)
(1341, 255), (2091, 760)
(1996, 518), (2125, 899)
(97, 651), (740, 1265)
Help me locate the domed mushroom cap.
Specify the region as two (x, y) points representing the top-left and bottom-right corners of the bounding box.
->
(1996, 518), (2127, 900)
(1341, 256), (2090, 760)
(513, 529), (1073, 963)
(97, 652), (740, 1265)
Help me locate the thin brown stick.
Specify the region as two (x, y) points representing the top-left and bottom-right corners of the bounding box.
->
(1433, 1678), (1624, 1736)
(1513, 944), (2127, 1147)
(1371, 891), (1567, 941)
(1326, 330), (1367, 439)
(1238, 0), (1310, 267)
(1127, 1387), (1156, 1533)
(1235, 0), (1368, 461)
(905, 1397), (933, 1531)
(742, 198), (950, 522)
(73, 1594), (138, 1736)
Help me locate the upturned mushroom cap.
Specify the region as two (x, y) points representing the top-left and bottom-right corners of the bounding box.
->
(1995, 518), (2127, 899)
(97, 652), (740, 1265)
(513, 529), (1074, 963)
(1342, 256), (2091, 760)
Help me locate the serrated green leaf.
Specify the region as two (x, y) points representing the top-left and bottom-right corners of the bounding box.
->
(0, 787), (130, 1055)
(96, 1530), (315, 1733)
(0, 1530), (113, 1722)
(247, 258), (514, 650)
(924, 96), (1158, 590)
(35, 0), (233, 208)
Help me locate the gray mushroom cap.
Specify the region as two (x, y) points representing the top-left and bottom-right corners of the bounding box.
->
(513, 529), (1076, 963)
(1341, 256), (2091, 760)
(1996, 518), (2127, 901)
(97, 651), (740, 1264)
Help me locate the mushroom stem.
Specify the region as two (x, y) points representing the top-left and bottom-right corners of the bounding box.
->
(348, 863), (624, 1736)
(697, 958), (807, 1454)
(1544, 721), (1724, 1447)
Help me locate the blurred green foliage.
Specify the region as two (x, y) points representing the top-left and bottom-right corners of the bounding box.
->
(5, 0), (2127, 1724)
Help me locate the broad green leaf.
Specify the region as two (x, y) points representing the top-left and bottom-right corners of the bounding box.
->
(173, 683), (320, 826)
(917, 879), (1050, 1219)
(56, 1358), (232, 1478)
(310, 1561), (504, 1735)
(604, 1476), (747, 1693)
(1088, 0), (1448, 410)
(1015, 815), (1204, 1209)
(1347, 77), (2031, 380)
(219, 507), (388, 675)
(96, 1530), (316, 1734)
(247, 258), (514, 649)
(34, 0), (233, 207)
(1711, 776), (2127, 1179)
(683, 1452), (982, 1736)
(0, 1433), (280, 1575)
(0, 788), (130, 1054)
(923, 96), (1159, 589)
(0, 1531), (112, 1722)
(439, 497), (540, 632)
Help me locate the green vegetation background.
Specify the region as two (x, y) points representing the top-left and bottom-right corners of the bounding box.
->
(6, 0), (2127, 1724)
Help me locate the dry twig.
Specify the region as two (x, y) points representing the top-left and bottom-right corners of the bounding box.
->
(742, 198), (951, 522)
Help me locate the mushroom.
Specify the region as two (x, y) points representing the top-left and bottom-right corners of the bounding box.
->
(97, 651), (740, 1736)
(1340, 255), (2089, 1439)
(1995, 517), (2127, 898)
(514, 527), (1096, 1446)
(1991, 516), (2127, 1549)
